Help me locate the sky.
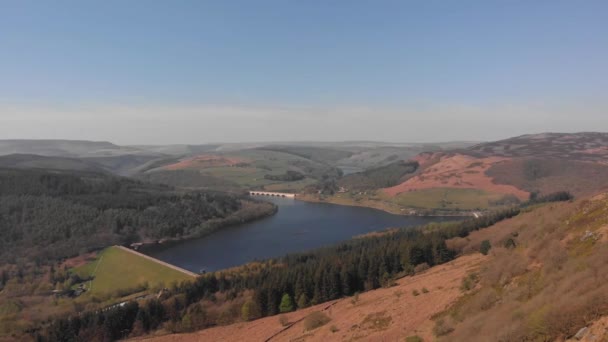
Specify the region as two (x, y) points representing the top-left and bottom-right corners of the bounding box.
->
(1, 0), (607, 144)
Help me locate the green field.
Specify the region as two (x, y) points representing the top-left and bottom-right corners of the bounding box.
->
(73, 246), (194, 295)
(197, 149), (330, 189)
(306, 187), (510, 213)
(384, 188), (505, 210)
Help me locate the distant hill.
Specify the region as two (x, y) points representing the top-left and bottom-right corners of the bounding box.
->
(0, 139), (130, 157)
(308, 132), (608, 213)
(0, 154), (107, 173)
(465, 132), (608, 162)
(382, 132), (608, 209)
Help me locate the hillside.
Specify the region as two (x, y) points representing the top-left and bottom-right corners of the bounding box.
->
(135, 254), (484, 342)
(0, 139), (136, 157)
(466, 132), (608, 161)
(0, 154), (107, 173)
(0, 168), (275, 263)
(306, 132), (608, 214)
(142, 148), (339, 192)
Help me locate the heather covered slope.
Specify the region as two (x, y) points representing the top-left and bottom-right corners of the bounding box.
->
(313, 132), (608, 214)
(134, 254), (484, 342)
(438, 194), (608, 341)
(465, 132), (608, 162)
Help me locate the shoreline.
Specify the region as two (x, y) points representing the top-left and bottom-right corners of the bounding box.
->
(295, 193), (476, 217)
(134, 199), (278, 255)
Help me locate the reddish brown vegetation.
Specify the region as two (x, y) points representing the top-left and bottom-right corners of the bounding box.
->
(382, 153), (529, 199)
(133, 255), (484, 342)
(439, 196), (608, 341)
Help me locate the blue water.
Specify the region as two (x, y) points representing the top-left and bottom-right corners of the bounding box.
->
(149, 197), (457, 272)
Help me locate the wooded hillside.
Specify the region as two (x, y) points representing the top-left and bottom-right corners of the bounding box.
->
(0, 169), (275, 263)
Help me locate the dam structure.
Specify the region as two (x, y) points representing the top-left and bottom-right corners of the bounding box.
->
(249, 191), (296, 198)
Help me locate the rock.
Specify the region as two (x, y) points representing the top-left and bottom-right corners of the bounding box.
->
(574, 327), (589, 340)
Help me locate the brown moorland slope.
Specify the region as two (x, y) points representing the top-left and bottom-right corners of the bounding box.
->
(437, 194), (608, 341)
(381, 133), (608, 206)
(466, 132), (608, 162)
(382, 153), (529, 200)
(133, 254), (484, 342)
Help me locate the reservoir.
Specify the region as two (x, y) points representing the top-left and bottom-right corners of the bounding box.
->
(148, 197), (458, 272)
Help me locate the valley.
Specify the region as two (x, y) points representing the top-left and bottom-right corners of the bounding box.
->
(0, 133), (607, 342)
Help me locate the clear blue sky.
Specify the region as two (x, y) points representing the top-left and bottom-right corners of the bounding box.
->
(1, 0), (607, 143)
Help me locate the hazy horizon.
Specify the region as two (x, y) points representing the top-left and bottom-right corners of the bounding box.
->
(2, 1), (607, 144)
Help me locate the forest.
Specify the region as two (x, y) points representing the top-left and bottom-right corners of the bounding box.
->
(337, 160), (419, 191)
(0, 168), (275, 264)
(38, 192), (572, 341)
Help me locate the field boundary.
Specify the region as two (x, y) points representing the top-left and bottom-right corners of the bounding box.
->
(115, 246), (198, 278)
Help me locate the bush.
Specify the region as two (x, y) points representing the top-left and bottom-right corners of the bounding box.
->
(412, 289), (420, 296)
(303, 311), (331, 331)
(433, 318), (454, 337)
(422, 287), (429, 294)
(480, 240), (492, 255)
(329, 325), (339, 333)
(278, 315), (289, 326)
(461, 272), (479, 292)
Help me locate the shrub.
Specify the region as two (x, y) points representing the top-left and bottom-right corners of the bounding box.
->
(422, 287), (429, 294)
(278, 315), (289, 326)
(433, 318), (454, 337)
(480, 240), (492, 255)
(303, 311), (331, 331)
(503, 238), (517, 249)
(351, 292), (360, 305)
(461, 272), (479, 291)
(412, 289), (420, 296)
(329, 325), (339, 333)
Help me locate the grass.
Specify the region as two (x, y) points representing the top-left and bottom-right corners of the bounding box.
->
(72, 246), (194, 296)
(385, 188), (505, 210)
(303, 187), (510, 214)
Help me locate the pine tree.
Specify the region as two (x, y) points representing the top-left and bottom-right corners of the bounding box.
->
(297, 293), (309, 309)
(279, 293), (294, 313)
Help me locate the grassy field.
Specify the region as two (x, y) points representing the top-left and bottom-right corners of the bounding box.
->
(299, 187), (508, 214)
(72, 246), (194, 295)
(194, 149), (330, 189)
(385, 188), (505, 210)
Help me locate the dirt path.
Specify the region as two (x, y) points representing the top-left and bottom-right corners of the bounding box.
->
(115, 246), (198, 278)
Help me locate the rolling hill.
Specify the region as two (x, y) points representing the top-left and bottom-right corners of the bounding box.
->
(306, 132), (608, 214)
(0, 154), (107, 173)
